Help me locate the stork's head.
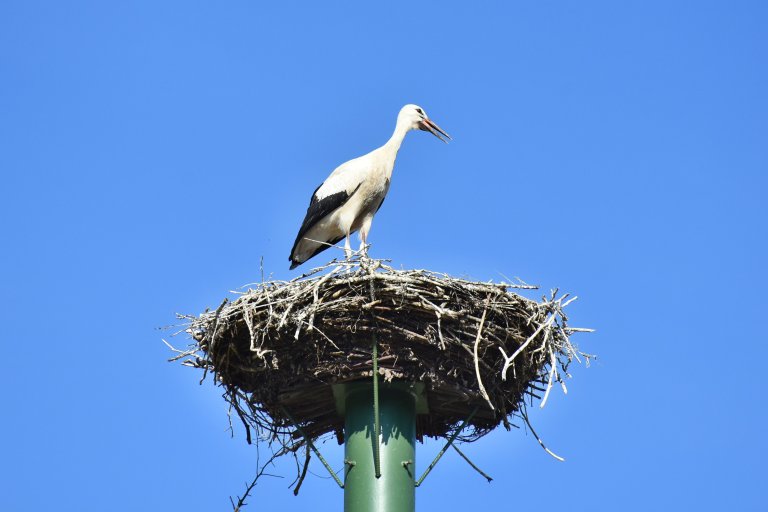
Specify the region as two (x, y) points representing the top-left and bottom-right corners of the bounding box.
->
(398, 104), (451, 143)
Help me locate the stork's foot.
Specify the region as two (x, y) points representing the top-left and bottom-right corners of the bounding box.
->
(355, 244), (374, 272)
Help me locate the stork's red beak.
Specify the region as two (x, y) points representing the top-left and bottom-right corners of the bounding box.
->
(419, 118), (451, 143)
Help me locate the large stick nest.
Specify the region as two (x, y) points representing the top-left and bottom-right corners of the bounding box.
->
(173, 257), (591, 447)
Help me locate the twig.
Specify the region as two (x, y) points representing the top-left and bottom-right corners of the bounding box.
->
(293, 446), (311, 496)
(451, 444), (493, 483)
(230, 448), (283, 511)
(472, 303), (494, 411)
(498, 313), (556, 381)
(521, 409), (565, 462)
(539, 348), (558, 409)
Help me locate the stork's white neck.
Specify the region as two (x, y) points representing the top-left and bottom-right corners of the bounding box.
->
(382, 118), (412, 155)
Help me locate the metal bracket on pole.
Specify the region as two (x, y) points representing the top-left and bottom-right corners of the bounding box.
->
(402, 460), (414, 480)
(414, 406), (479, 487)
(344, 459), (357, 479)
(280, 405), (345, 489)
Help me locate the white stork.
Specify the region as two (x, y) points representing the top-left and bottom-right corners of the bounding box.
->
(288, 104), (450, 269)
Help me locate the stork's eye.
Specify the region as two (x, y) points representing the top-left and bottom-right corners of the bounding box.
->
(415, 108), (424, 115)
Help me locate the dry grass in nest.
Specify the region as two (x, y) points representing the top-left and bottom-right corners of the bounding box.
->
(169, 257), (592, 458)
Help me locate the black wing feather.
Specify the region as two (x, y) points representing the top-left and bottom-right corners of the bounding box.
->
(289, 234), (345, 269)
(289, 183), (361, 263)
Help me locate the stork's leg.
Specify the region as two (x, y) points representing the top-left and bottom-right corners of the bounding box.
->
(359, 233), (369, 258)
(344, 233), (353, 260)
(359, 216), (373, 258)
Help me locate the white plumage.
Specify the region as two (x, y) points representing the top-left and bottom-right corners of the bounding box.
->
(289, 104), (450, 269)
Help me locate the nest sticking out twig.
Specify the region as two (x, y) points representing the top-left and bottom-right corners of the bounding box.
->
(171, 256), (592, 452)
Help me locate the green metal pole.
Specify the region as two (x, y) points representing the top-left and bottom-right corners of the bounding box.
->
(343, 382), (416, 512)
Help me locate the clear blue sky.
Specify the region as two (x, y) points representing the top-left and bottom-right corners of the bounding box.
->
(1, 1), (766, 510)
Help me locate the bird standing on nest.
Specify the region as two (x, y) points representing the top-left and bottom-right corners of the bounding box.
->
(289, 104), (450, 269)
